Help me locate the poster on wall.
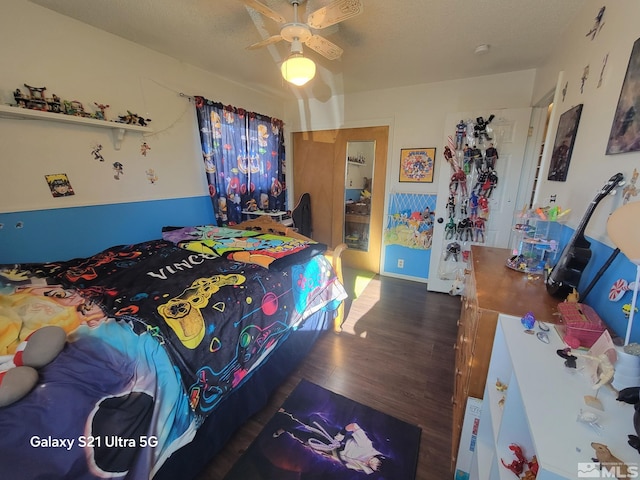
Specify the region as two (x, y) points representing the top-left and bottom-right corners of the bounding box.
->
(399, 148), (435, 183)
(45, 173), (75, 197)
(606, 36), (640, 155)
(547, 104), (583, 182)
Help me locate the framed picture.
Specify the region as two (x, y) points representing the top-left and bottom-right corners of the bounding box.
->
(606, 37), (640, 155)
(399, 147), (435, 183)
(547, 104), (583, 182)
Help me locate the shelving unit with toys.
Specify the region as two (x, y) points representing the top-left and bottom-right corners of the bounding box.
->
(506, 207), (566, 274)
(471, 314), (637, 480)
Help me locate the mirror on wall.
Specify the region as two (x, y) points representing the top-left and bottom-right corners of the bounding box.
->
(344, 140), (375, 251)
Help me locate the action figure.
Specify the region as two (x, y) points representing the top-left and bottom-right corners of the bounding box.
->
(450, 168), (467, 196)
(444, 242), (461, 262)
(463, 144), (472, 174)
(455, 120), (467, 150)
(446, 194), (456, 218)
(484, 143), (499, 169)
(474, 115), (495, 143)
(445, 217), (456, 240)
(474, 217), (486, 242)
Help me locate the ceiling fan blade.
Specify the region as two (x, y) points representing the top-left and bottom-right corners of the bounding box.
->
(306, 0), (363, 29)
(239, 0), (286, 24)
(304, 34), (343, 60)
(247, 35), (283, 50)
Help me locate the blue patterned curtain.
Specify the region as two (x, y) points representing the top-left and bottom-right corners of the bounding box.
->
(194, 96), (286, 226)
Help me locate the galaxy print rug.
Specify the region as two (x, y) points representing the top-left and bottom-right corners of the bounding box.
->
(224, 379), (421, 480)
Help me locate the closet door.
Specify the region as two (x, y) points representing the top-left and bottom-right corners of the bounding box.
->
(293, 126), (389, 273)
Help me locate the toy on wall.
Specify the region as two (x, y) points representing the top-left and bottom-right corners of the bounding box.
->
(91, 143), (105, 162)
(622, 168), (638, 204)
(586, 6), (606, 40)
(473, 115), (495, 143)
(113, 162), (124, 180)
(140, 141), (151, 156)
(146, 168), (158, 184)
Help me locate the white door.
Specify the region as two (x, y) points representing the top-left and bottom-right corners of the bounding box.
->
(427, 108), (533, 293)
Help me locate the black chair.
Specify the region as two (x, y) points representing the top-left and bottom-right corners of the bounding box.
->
(291, 193), (312, 238)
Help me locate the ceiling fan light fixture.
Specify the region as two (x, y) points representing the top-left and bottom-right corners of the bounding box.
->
(281, 53), (316, 86)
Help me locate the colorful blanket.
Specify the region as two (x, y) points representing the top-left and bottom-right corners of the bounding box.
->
(161, 225), (327, 270)
(0, 235), (346, 479)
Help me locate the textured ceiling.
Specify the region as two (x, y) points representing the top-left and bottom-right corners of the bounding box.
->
(28, 0), (584, 99)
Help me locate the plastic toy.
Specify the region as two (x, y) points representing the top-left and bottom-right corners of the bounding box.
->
(455, 120), (466, 150)
(0, 326), (66, 407)
(473, 115), (495, 143)
(485, 143), (499, 169)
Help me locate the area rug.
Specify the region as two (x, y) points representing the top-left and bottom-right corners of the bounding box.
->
(224, 379), (421, 480)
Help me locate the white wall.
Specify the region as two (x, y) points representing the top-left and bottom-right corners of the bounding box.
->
(284, 70), (536, 200)
(0, 0), (284, 213)
(533, 0), (640, 246)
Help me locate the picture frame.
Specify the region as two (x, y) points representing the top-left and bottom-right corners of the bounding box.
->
(547, 104), (583, 182)
(399, 147), (435, 183)
(606, 36), (640, 155)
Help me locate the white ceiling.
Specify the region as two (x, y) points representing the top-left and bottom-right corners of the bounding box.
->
(29, 0), (585, 99)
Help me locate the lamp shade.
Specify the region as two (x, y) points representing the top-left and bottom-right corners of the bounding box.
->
(281, 54), (316, 86)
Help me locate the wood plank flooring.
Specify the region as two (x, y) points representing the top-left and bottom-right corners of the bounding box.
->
(196, 270), (461, 480)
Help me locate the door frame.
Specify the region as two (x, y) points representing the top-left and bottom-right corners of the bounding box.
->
(292, 124), (390, 273)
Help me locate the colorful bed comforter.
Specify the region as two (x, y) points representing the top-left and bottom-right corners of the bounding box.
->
(0, 229), (346, 479)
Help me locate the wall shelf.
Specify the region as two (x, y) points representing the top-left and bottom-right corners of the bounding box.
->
(0, 104), (152, 150)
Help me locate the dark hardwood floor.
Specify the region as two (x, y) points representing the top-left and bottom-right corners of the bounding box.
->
(196, 269), (461, 480)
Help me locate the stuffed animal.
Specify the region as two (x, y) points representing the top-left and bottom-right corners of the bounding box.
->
(0, 326), (66, 407)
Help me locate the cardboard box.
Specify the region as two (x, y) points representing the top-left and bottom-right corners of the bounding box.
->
(454, 397), (482, 480)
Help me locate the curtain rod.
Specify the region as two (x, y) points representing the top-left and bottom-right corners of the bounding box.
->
(179, 92), (195, 101)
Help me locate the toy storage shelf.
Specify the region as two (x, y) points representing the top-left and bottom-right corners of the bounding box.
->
(0, 104), (152, 150)
(472, 314), (636, 480)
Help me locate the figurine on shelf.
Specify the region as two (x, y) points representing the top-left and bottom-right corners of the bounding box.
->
(117, 110), (152, 127)
(591, 443), (631, 478)
(93, 102), (109, 120)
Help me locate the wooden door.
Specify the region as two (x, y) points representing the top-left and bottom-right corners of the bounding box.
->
(293, 126), (389, 273)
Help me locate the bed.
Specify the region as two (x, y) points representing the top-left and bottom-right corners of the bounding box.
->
(0, 217), (347, 480)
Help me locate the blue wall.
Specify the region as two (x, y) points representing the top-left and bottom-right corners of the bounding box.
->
(0, 196), (215, 263)
(556, 225), (640, 344)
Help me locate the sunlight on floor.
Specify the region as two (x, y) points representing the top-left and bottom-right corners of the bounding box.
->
(340, 270), (378, 338)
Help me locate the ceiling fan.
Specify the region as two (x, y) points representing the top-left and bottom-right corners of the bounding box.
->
(240, 0), (364, 61)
